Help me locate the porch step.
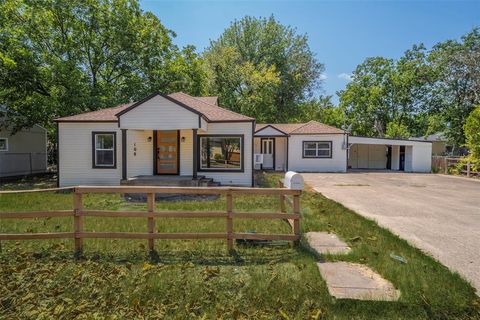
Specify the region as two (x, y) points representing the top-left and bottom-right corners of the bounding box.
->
(120, 175), (221, 201)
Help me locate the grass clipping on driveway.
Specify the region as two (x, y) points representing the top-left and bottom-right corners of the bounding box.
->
(0, 174), (479, 319)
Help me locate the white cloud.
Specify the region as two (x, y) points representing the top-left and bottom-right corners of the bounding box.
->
(338, 73), (353, 81)
(319, 73), (328, 80)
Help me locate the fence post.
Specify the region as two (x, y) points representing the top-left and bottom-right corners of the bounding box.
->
(73, 189), (83, 255)
(278, 180), (286, 213)
(226, 191), (233, 252)
(147, 193), (155, 252)
(467, 162), (471, 178)
(293, 194), (300, 245)
(444, 158), (448, 174)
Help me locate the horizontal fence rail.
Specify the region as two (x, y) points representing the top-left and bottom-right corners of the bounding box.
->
(0, 185), (301, 253)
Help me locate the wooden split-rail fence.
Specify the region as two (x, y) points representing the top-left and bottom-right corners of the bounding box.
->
(0, 185), (301, 253)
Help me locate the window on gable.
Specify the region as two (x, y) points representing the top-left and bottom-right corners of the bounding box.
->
(93, 132), (116, 168)
(303, 141), (332, 158)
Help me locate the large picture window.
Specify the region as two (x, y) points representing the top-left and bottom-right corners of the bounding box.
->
(199, 135), (243, 171)
(92, 132), (116, 168)
(0, 138), (7, 151)
(303, 141), (332, 158)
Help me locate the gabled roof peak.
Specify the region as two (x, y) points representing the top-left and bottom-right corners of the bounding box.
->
(55, 92), (253, 123)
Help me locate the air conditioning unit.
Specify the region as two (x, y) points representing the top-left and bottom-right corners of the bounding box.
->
(254, 154), (264, 165)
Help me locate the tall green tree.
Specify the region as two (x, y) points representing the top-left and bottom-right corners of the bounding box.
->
(204, 16), (324, 122)
(0, 0), (206, 134)
(338, 45), (434, 138)
(295, 96), (346, 128)
(428, 28), (480, 147)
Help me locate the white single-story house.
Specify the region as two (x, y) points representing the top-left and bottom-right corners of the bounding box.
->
(0, 106), (48, 178)
(55, 92), (432, 187)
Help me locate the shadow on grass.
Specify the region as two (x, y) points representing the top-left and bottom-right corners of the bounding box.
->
(2, 242), (306, 267)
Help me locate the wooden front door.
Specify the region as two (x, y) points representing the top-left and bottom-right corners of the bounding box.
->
(156, 130), (179, 174)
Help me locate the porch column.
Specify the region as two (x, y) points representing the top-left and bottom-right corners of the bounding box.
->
(121, 129), (127, 180)
(192, 129), (198, 179)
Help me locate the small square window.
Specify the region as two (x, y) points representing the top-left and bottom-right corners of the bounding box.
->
(0, 138), (8, 151)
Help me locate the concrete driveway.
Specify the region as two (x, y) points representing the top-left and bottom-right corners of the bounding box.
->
(302, 172), (480, 293)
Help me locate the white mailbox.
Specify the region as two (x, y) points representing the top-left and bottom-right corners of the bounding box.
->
(283, 171), (304, 190)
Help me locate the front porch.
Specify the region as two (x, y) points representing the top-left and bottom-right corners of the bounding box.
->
(121, 128), (201, 181)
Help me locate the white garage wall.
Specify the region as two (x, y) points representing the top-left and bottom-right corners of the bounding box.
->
(288, 134), (347, 172)
(405, 146), (413, 172)
(412, 144), (432, 172)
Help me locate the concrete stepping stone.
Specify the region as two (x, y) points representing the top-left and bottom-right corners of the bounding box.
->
(305, 232), (351, 255)
(317, 262), (400, 301)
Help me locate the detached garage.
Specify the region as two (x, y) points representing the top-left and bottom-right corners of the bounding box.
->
(348, 136), (432, 172)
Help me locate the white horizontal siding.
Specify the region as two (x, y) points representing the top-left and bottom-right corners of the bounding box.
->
(255, 126), (286, 136)
(119, 95), (199, 130)
(199, 122), (254, 186)
(59, 123), (121, 186)
(412, 144), (432, 172)
(288, 134), (347, 172)
(275, 137), (287, 171)
(127, 130), (153, 177)
(180, 129), (193, 176)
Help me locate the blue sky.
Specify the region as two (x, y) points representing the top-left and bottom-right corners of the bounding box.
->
(140, 0), (480, 103)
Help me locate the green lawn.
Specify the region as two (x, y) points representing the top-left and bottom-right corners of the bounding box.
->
(0, 173), (478, 319)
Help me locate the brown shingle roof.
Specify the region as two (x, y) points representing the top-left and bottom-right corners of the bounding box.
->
(54, 103), (134, 122)
(255, 121), (344, 135)
(168, 92), (253, 122)
(195, 96), (218, 106)
(55, 92), (253, 122)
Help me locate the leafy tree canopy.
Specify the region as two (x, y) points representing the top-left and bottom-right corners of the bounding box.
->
(295, 96), (346, 129)
(338, 28), (480, 148)
(204, 16), (324, 123)
(0, 0), (206, 134)
(464, 106), (480, 159)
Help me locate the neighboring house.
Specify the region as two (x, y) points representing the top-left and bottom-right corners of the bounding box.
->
(411, 133), (452, 156)
(55, 92), (432, 187)
(0, 107), (48, 178)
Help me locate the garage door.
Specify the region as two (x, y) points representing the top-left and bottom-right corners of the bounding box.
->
(349, 144), (387, 169)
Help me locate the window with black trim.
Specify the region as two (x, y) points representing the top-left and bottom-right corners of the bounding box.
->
(93, 132), (116, 168)
(199, 136), (243, 171)
(0, 138), (7, 151)
(303, 141), (332, 158)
